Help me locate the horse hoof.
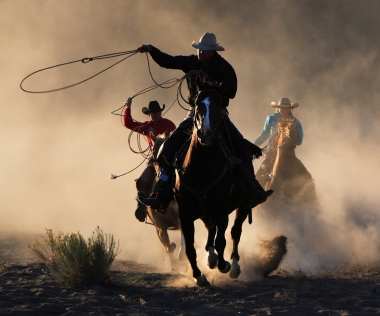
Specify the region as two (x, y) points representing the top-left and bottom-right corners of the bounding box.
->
(229, 265), (241, 279)
(218, 261), (231, 274)
(229, 258), (241, 279)
(194, 274), (210, 287)
(207, 252), (218, 269)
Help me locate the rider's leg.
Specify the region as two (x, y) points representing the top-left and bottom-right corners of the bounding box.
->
(134, 161), (156, 222)
(138, 117), (193, 212)
(235, 159), (273, 207)
(221, 114), (273, 206)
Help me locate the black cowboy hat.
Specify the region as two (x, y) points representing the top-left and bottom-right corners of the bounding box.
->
(141, 101), (165, 115)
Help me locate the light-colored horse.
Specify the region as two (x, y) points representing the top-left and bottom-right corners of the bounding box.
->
(136, 133), (186, 270)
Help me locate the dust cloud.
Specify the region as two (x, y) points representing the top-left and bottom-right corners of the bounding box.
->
(1, 0), (380, 280)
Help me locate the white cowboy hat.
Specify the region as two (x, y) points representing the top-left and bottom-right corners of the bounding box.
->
(191, 32), (225, 51)
(271, 97), (299, 109)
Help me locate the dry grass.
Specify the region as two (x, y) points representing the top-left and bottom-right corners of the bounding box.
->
(28, 227), (120, 285)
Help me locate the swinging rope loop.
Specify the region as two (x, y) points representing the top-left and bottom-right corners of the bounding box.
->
(20, 50), (138, 93)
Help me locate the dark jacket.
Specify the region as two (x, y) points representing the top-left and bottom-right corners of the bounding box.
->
(149, 46), (237, 108)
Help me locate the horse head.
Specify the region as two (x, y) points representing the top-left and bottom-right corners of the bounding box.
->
(193, 89), (223, 145)
(266, 118), (299, 190)
(276, 118), (298, 149)
(149, 131), (167, 159)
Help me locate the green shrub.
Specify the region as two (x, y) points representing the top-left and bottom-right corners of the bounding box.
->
(28, 227), (120, 285)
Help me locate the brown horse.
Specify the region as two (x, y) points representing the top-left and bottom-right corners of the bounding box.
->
(136, 133), (186, 270)
(256, 119), (321, 232)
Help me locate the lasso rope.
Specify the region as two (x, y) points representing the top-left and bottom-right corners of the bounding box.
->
(20, 50), (139, 93)
(20, 49), (205, 177)
(109, 60), (204, 179)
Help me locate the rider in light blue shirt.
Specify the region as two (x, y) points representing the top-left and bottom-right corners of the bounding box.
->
(254, 97), (303, 184)
(254, 97), (303, 147)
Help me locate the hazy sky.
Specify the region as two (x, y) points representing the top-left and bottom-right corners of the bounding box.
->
(1, 0), (380, 276)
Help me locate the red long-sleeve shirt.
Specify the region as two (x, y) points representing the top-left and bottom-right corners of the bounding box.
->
(123, 107), (176, 144)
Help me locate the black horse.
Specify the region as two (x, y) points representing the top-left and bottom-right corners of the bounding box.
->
(174, 89), (252, 286)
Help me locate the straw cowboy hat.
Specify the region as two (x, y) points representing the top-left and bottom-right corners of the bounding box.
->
(271, 97), (299, 109)
(191, 32), (225, 51)
(142, 101), (165, 115)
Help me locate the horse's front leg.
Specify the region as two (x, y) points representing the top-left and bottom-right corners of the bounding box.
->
(200, 218), (218, 269)
(214, 212), (231, 273)
(180, 214), (210, 286)
(229, 207), (249, 279)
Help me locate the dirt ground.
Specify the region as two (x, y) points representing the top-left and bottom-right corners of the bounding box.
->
(1, 233), (380, 315)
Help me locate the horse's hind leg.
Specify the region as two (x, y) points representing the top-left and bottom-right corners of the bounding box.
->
(155, 226), (176, 254)
(200, 218), (218, 269)
(214, 213), (231, 273)
(229, 207), (249, 279)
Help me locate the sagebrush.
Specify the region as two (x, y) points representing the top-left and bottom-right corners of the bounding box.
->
(28, 226), (120, 285)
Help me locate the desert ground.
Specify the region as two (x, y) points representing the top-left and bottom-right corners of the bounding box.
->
(1, 232), (380, 316)
(2, 1), (380, 315)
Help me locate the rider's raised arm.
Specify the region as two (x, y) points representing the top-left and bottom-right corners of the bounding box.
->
(123, 106), (149, 136)
(144, 46), (195, 73)
(253, 115), (272, 147)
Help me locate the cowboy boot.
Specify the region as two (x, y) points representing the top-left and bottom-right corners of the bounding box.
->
(137, 186), (173, 214)
(137, 167), (174, 213)
(236, 162), (273, 208)
(135, 198), (147, 222)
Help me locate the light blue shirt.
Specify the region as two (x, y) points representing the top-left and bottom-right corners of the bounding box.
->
(254, 112), (303, 147)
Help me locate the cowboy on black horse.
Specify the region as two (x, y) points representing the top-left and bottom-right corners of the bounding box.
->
(136, 32), (273, 212)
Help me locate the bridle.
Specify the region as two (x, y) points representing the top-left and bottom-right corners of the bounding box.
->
(267, 120), (296, 167)
(192, 90), (222, 144)
(276, 120), (297, 148)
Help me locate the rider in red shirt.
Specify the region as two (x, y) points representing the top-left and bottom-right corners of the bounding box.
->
(124, 98), (176, 222)
(124, 98), (176, 143)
